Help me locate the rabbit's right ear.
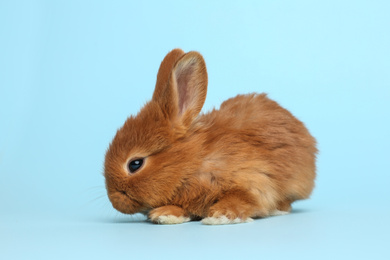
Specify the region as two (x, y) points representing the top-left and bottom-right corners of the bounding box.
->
(153, 51), (208, 130)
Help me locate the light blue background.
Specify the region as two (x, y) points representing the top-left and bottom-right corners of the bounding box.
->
(1, 1), (389, 259)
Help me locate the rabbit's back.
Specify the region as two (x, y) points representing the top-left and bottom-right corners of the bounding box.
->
(192, 93), (317, 211)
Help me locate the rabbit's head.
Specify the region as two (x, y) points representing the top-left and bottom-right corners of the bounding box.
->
(104, 49), (208, 214)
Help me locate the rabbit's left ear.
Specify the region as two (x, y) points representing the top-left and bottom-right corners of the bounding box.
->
(153, 51), (208, 129)
(153, 48), (185, 101)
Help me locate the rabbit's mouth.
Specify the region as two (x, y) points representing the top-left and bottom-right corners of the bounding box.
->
(108, 189), (144, 215)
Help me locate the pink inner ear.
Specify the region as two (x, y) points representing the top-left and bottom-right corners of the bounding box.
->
(175, 65), (195, 115)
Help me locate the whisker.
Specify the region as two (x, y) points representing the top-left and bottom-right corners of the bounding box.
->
(88, 194), (106, 203)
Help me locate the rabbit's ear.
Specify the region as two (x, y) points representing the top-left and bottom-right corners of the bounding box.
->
(153, 49), (185, 101)
(153, 51), (208, 129)
(170, 52), (208, 127)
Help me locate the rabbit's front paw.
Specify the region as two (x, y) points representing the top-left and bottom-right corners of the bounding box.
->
(202, 215), (253, 225)
(202, 191), (258, 225)
(149, 205), (190, 225)
(202, 204), (253, 225)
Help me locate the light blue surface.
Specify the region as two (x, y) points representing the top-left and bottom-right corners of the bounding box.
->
(1, 1), (389, 259)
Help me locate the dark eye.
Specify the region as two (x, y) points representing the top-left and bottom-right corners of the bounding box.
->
(128, 158), (144, 173)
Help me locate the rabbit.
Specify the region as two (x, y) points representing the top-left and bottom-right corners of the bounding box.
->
(104, 48), (317, 225)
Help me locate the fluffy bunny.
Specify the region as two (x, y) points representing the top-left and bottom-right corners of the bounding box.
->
(104, 49), (317, 225)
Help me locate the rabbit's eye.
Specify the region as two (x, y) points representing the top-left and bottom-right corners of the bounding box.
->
(128, 158), (144, 173)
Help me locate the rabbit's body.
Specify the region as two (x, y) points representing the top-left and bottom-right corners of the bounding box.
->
(104, 49), (317, 225)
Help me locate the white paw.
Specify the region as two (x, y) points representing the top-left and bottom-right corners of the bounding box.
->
(269, 209), (290, 216)
(154, 215), (191, 225)
(201, 216), (253, 225)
